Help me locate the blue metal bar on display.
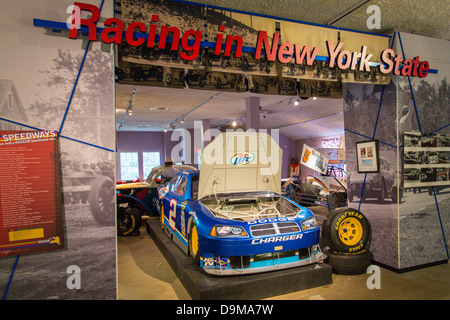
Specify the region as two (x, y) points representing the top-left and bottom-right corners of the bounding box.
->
(58, 43), (91, 134)
(344, 129), (397, 149)
(372, 85), (386, 139)
(2, 255), (20, 300)
(397, 31), (448, 261)
(0, 117), (44, 131)
(431, 123), (450, 133)
(60, 134), (114, 152)
(358, 174), (367, 212)
(432, 187), (449, 259)
(58, 0), (106, 135)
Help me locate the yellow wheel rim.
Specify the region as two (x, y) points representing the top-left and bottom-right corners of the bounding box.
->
(338, 217), (363, 246)
(191, 225), (199, 256)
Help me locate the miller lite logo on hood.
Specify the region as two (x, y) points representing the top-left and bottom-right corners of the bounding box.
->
(230, 152), (255, 166)
(197, 132), (282, 199)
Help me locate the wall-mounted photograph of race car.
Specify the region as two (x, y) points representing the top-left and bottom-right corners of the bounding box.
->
(158, 132), (326, 275)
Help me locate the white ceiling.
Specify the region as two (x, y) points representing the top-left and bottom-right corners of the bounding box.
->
(193, 0), (450, 41)
(115, 0), (449, 141)
(115, 84), (344, 140)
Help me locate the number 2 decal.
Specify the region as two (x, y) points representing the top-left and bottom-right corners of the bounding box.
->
(169, 199), (177, 230)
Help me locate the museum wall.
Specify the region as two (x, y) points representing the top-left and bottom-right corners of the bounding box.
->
(0, 0), (117, 299)
(343, 80), (399, 269)
(116, 131), (180, 180)
(344, 32), (449, 270)
(278, 131), (296, 179)
(394, 33), (450, 269)
(116, 129), (296, 179)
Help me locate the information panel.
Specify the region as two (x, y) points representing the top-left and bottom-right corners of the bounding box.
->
(0, 130), (65, 257)
(404, 132), (450, 188)
(300, 144), (329, 175)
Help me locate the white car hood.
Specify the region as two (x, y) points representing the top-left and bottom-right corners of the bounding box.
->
(198, 132), (282, 199)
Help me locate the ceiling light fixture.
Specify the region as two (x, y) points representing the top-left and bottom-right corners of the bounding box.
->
(232, 120), (237, 127)
(149, 107), (173, 111)
(167, 91), (222, 130)
(137, 122), (152, 128)
(118, 85), (137, 130)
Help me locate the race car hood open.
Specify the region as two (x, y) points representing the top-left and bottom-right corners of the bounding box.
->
(198, 132), (282, 200)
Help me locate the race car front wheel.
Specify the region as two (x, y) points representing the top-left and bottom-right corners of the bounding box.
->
(322, 207), (371, 253)
(188, 223), (201, 265)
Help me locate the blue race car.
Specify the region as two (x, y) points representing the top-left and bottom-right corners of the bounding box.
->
(158, 132), (326, 275)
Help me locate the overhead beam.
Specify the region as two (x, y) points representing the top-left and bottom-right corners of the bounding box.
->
(271, 111), (343, 129)
(326, 0), (371, 26)
(167, 91), (222, 130)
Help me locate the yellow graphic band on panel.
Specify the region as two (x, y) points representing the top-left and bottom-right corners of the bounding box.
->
(8, 227), (44, 242)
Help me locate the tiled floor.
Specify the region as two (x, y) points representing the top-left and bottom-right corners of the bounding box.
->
(117, 217), (450, 300)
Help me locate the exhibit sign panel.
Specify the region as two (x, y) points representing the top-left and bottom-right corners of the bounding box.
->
(300, 144), (329, 175)
(33, 1), (441, 98)
(0, 130), (65, 257)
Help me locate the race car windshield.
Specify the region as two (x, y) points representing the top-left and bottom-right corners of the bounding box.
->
(191, 175), (199, 200)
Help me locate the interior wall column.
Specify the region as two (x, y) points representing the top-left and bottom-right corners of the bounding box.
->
(246, 96), (260, 131)
(201, 119), (210, 148)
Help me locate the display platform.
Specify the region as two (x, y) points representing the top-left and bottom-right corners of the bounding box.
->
(146, 218), (332, 300)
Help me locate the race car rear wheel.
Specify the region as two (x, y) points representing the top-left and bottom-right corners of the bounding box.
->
(117, 207), (142, 236)
(322, 207), (371, 253)
(188, 223), (201, 265)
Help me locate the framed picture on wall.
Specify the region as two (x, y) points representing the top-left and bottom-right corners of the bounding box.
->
(356, 140), (380, 173)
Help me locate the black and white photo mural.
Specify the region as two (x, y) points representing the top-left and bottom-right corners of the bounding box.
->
(343, 31), (449, 271)
(395, 32), (449, 270)
(116, 0), (391, 97)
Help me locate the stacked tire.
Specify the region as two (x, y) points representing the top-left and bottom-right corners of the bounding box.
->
(321, 207), (373, 275)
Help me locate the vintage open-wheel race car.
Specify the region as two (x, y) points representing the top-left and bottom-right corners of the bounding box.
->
(115, 164), (196, 236)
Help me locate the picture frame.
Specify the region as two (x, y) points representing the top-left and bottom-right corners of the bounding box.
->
(403, 132), (450, 188)
(356, 140), (380, 173)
